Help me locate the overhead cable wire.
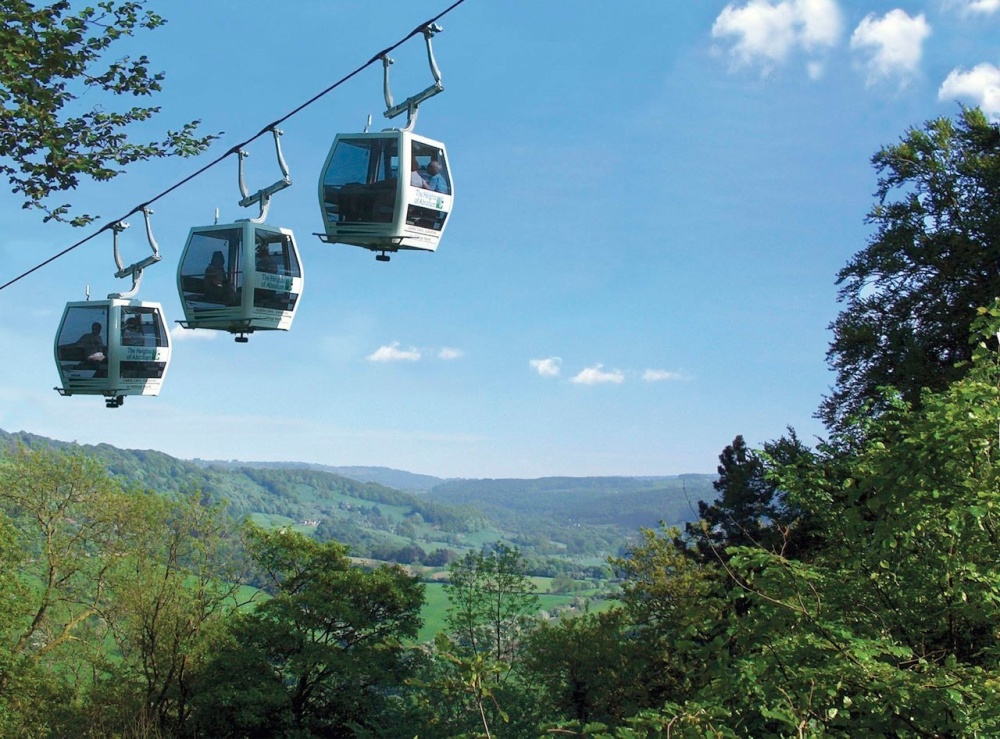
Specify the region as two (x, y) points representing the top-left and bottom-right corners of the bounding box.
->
(0, 0), (467, 293)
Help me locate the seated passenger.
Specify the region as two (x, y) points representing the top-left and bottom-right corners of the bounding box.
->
(423, 160), (449, 194)
(122, 316), (145, 346)
(74, 321), (107, 377)
(75, 321), (105, 359)
(256, 243), (280, 273)
(203, 251), (235, 303)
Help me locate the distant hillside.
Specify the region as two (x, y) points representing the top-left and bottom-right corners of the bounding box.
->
(0, 428), (486, 557)
(426, 475), (715, 531)
(0, 429), (720, 563)
(190, 459), (444, 493)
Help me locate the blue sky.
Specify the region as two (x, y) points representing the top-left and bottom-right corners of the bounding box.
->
(1, 0), (998, 479)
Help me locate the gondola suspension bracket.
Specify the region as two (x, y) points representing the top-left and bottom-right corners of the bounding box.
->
(238, 127), (292, 223)
(109, 208), (161, 300)
(382, 23), (444, 130)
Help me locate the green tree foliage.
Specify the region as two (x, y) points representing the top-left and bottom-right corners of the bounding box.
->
(404, 632), (512, 739)
(522, 608), (649, 727)
(822, 107), (1000, 431)
(635, 306), (1000, 736)
(445, 543), (539, 673)
(93, 492), (244, 735)
(685, 432), (821, 562)
(613, 528), (731, 710)
(0, 447), (143, 691)
(400, 544), (545, 737)
(189, 526), (424, 736)
(513, 529), (734, 736)
(0, 446), (240, 737)
(0, 1), (218, 225)
(688, 435), (785, 557)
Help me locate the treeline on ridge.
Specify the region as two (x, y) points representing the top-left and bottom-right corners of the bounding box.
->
(0, 429), (697, 566)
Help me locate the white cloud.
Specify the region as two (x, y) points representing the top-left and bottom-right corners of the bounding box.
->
(712, 0), (842, 72)
(529, 357), (561, 378)
(438, 347), (464, 360)
(170, 325), (216, 342)
(806, 60), (826, 80)
(939, 63), (1000, 121)
(947, 0), (1000, 16)
(642, 369), (685, 382)
(850, 10), (931, 87)
(367, 342), (421, 362)
(796, 0), (842, 47)
(967, 0), (1000, 12)
(569, 364), (625, 385)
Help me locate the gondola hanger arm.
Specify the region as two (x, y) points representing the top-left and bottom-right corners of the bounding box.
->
(382, 23), (445, 130)
(109, 207), (160, 299)
(238, 127), (292, 223)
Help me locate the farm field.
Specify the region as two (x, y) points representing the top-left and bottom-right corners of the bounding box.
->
(415, 579), (616, 643)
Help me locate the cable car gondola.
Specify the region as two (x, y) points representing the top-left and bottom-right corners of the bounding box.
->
(177, 129), (304, 342)
(317, 24), (453, 262)
(54, 210), (171, 408)
(55, 298), (171, 408)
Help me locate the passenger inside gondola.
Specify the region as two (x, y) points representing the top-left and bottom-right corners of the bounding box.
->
(122, 316), (145, 346)
(423, 160), (449, 193)
(76, 322), (105, 357)
(255, 242), (280, 273)
(409, 141), (450, 195)
(74, 321), (107, 376)
(203, 251), (235, 303)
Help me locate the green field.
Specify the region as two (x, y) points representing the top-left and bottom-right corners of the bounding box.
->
(415, 581), (615, 643)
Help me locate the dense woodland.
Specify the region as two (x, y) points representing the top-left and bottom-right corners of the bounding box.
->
(3, 5), (1000, 735)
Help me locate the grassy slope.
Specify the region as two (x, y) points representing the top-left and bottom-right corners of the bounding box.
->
(416, 580), (616, 643)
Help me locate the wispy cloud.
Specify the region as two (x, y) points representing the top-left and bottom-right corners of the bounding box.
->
(712, 0), (842, 74)
(939, 63), (1000, 120)
(642, 369), (685, 382)
(438, 347), (464, 360)
(367, 342), (421, 362)
(850, 10), (930, 87)
(170, 325), (216, 342)
(570, 364), (625, 385)
(947, 0), (1000, 16)
(530, 357), (561, 378)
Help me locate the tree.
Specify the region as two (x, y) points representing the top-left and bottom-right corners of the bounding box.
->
(189, 526), (424, 736)
(0, 1), (218, 225)
(686, 435), (784, 558)
(0, 447), (143, 689)
(522, 608), (650, 727)
(407, 543), (542, 735)
(404, 632), (512, 739)
(638, 305), (1000, 736)
(0, 446), (238, 736)
(444, 543), (538, 675)
(94, 491), (245, 735)
(684, 432), (822, 565)
(822, 106), (1000, 431)
(612, 526), (731, 711)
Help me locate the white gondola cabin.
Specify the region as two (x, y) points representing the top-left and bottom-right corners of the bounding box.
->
(54, 298), (171, 408)
(317, 131), (453, 259)
(317, 24), (453, 261)
(176, 221), (303, 342)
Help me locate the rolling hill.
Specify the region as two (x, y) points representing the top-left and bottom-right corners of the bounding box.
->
(0, 428), (717, 565)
